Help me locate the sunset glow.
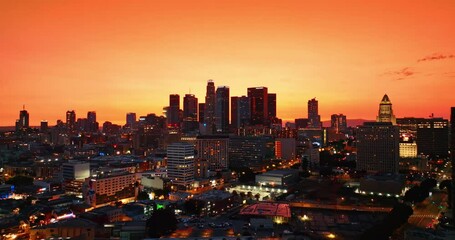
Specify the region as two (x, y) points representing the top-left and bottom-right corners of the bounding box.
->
(1, 0), (454, 126)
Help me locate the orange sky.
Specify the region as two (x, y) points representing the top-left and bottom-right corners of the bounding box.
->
(1, 0), (455, 126)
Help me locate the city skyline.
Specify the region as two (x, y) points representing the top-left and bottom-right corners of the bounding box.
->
(1, 0), (455, 126)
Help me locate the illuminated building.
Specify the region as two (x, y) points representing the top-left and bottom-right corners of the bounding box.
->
(87, 111), (99, 132)
(308, 98), (321, 129)
(194, 158), (209, 179)
(198, 103), (205, 123)
(248, 87), (268, 126)
(196, 135), (229, 171)
(215, 86), (230, 133)
(167, 142), (195, 189)
(356, 122), (399, 173)
(62, 161), (90, 181)
(83, 171), (136, 207)
(204, 80), (216, 134)
(183, 94), (198, 133)
(229, 136), (274, 169)
(399, 142), (418, 158)
(167, 94), (181, 128)
(255, 169), (299, 187)
(376, 94), (396, 125)
(15, 107), (29, 130)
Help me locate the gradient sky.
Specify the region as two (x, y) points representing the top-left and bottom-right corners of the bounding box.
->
(1, 0), (455, 126)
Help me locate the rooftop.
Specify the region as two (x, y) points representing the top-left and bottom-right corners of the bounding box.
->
(239, 203), (291, 218)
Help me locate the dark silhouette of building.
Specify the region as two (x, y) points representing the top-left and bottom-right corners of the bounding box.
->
(356, 122), (399, 173)
(87, 111), (99, 132)
(126, 112), (136, 129)
(198, 103), (205, 123)
(215, 86), (230, 133)
(308, 98), (321, 128)
(16, 107), (29, 130)
(204, 80), (216, 134)
(450, 107), (455, 224)
(231, 96), (250, 130)
(183, 94), (198, 133)
(167, 94), (181, 128)
(40, 120), (48, 132)
(66, 110), (76, 131)
(331, 114), (347, 133)
(248, 87), (268, 126)
(268, 93), (277, 119)
(295, 118), (309, 129)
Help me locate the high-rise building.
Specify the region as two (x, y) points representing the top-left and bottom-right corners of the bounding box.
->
(248, 87), (268, 126)
(268, 93), (277, 119)
(183, 94), (198, 133)
(198, 103), (205, 123)
(126, 112), (136, 129)
(356, 122), (399, 173)
(331, 114), (347, 133)
(167, 142), (195, 189)
(416, 118), (449, 157)
(63, 161), (90, 181)
(450, 107), (455, 221)
(231, 96), (251, 129)
(308, 98), (321, 128)
(196, 135), (229, 171)
(215, 86), (230, 133)
(16, 107), (29, 130)
(87, 111), (98, 132)
(40, 120), (48, 133)
(167, 94), (181, 128)
(204, 80), (216, 133)
(376, 94), (396, 125)
(66, 110), (76, 131)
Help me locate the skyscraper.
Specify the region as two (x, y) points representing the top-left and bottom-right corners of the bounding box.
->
(376, 94), (396, 125)
(215, 86), (230, 133)
(126, 112), (136, 129)
(308, 98), (321, 128)
(196, 135), (229, 171)
(198, 103), (205, 123)
(248, 87), (268, 126)
(231, 96), (251, 130)
(87, 111), (98, 132)
(268, 93), (277, 119)
(331, 114), (347, 133)
(16, 107), (29, 130)
(167, 94), (181, 128)
(167, 142), (195, 189)
(356, 122), (399, 173)
(183, 94), (198, 133)
(204, 80), (216, 133)
(66, 110), (76, 131)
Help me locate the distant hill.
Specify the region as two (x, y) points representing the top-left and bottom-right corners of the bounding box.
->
(322, 119), (374, 128)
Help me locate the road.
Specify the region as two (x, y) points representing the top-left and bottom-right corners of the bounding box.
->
(289, 201), (392, 212)
(407, 189), (446, 229)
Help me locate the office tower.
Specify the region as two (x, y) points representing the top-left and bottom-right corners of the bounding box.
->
(268, 93), (277, 119)
(231, 96), (251, 129)
(215, 86), (230, 133)
(416, 118), (449, 157)
(198, 103), (205, 124)
(450, 107), (455, 222)
(40, 120), (48, 132)
(66, 110), (76, 131)
(204, 80), (216, 133)
(16, 107), (29, 130)
(331, 114), (347, 133)
(229, 136), (274, 169)
(308, 98), (321, 128)
(126, 112), (136, 129)
(183, 94), (198, 133)
(248, 87), (268, 126)
(167, 142), (195, 189)
(63, 161), (90, 181)
(275, 138), (296, 160)
(167, 94), (181, 128)
(356, 122), (399, 173)
(376, 94), (396, 125)
(196, 135), (229, 171)
(87, 111), (98, 132)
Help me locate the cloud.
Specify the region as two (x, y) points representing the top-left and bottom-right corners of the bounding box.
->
(381, 67), (415, 81)
(417, 53), (455, 62)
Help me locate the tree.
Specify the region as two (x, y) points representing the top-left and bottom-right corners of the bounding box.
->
(146, 208), (178, 238)
(137, 191), (150, 201)
(254, 193), (261, 201)
(184, 199), (204, 216)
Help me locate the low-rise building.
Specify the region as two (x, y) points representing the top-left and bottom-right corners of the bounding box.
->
(255, 169), (299, 187)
